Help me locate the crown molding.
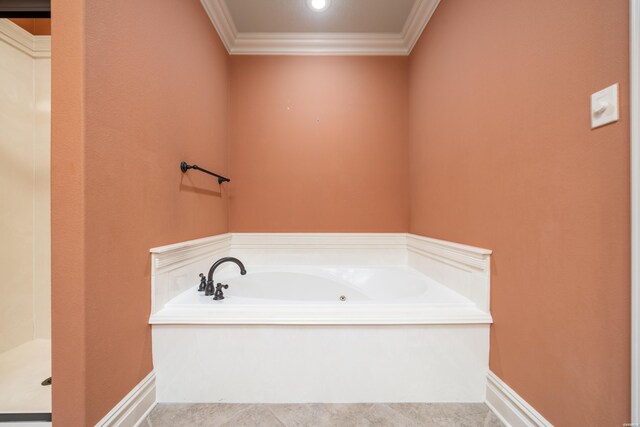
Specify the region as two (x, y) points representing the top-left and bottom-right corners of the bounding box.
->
(0, 19), (32, 55)
(200, 0), (440, 55)
(232, 32), (407, 55)
(0, 19), (51, 58)
(200, 0), (236, 52)
(33, 35), (51, 57)
(402, 0), (441, 53)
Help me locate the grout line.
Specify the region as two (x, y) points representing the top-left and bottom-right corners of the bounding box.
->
(216, 403), (255, 425)
(266, 406), (288, 427)
(378, 403), (418, 425)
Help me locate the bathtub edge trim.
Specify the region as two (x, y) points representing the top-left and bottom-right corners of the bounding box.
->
(149, 305), (493, 325)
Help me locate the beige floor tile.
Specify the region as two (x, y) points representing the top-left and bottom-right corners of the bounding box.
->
(219, 405), (284, 427)
(144, 403), (504, 427)
(146, 403), (250, 427)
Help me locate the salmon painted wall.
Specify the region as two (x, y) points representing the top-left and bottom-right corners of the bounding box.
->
(9, 18), (51, 35)
(11, 18), (51, 36)
(51, 0), (86, 424)
(51, 0), (229, 424)
(229, 56), (409, 232)
(408, 1), (629, 425)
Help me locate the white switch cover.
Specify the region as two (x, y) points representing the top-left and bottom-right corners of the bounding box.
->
(591, 83), (619, 129)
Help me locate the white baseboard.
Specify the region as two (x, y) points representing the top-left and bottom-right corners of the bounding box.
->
(486, 371), (553, 427)
(95, 371), (156, 427)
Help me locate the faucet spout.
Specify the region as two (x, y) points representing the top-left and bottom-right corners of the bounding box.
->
(207, 257), (247, 284)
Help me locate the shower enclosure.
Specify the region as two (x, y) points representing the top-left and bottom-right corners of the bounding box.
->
(0, 16), (52, 423)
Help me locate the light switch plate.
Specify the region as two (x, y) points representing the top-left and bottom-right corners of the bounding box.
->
(591, 83), (619, 129)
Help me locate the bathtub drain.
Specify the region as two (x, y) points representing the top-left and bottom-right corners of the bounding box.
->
(339, 295), (346, 302)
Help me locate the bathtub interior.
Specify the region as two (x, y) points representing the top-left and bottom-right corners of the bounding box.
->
(167, 265), (478, 306)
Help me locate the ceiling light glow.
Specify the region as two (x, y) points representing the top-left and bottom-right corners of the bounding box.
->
(311, 0), (326, 9)
(308, 0), (330, 11)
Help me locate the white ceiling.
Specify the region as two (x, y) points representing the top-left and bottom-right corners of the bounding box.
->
(200, 0), (441, 55)
(225, 0), (417, 34)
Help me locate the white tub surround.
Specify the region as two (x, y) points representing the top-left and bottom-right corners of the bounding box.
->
(0, 19), (51, 354)
(150, 233), (492, 404)
(150, 234), (231, 320)
(0, 18), (52, 420)
(153, 324), (488, 404)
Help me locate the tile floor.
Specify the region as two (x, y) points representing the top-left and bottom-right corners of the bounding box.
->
(143, 403), (504, 427)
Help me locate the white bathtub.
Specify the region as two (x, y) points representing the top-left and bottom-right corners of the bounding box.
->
(152, 265), (490, 324)
(149, 233), (493, 404)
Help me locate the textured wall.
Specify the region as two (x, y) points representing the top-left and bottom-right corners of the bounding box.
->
(51, 0), (230, 424)
(229, 56), (409, 232)
(408, 1), (630, 425)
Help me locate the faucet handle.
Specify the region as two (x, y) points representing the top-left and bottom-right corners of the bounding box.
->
(197, 273), (206, 292)
(213, 283), (229, 300)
